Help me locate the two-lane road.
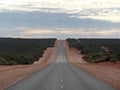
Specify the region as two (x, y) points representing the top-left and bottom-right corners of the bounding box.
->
(6, 41), (115, 90)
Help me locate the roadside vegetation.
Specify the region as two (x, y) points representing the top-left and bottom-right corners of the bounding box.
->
(67, 38), (120, 63)
(0, 38), (56, 65)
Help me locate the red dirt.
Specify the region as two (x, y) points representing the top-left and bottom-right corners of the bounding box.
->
(0, 40), (59, 90)
(64, 41), (87, 64)
(64, 40), (120, 90)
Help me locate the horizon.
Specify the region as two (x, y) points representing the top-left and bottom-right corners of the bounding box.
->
(0, 0), (120, 39)
(0, 37), (120, 40)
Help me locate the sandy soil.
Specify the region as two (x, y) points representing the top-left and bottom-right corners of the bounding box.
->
(64, 40), (120, 90)
(0, 40), (59, 90)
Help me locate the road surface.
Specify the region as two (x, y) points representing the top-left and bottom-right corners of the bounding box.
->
(5, 41), (115, 90)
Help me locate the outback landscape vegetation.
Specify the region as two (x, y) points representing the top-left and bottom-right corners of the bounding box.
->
(0, 38), (56, 65)
(0, 38), (120, 65)
(67, 38), (120, 63)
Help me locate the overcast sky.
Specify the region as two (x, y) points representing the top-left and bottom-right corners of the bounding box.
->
(0, 0), (120, 39)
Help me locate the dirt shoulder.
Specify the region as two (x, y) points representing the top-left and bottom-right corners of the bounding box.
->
(64, 41), (120, 90)
(74, 63), (120, 90)
(0, 40), (59, 90)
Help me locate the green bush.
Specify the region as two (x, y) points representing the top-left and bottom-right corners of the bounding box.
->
(83, 52), (108, 63)
(109, 54), (118, 62)
(0, 38), (56, 65)
(0, 58), (8, 65)
(67, 38), (120, 63)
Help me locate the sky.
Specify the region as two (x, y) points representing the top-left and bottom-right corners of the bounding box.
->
(0, 0), (120, 39)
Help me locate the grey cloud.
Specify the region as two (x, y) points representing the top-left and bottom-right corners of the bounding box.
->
(0, 11), (120, 39)
(0, 11), (120, 29)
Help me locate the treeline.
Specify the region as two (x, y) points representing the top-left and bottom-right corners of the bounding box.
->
(0, 38), (56, 65)
(67, 38), (120, 63)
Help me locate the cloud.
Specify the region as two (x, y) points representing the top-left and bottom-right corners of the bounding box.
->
(59, 30), (90, 35)
(0, 0), (120, 22)
(0, 26), (120, 39)
(0, 0), (120, 38)
(23, 29), (56, 35)
(0, 12), (119, 29)
(73, 8), (120, 22)
(94, 29), (120, 35)
(19, 28), (120, 38)
(59, 29), (120, 36)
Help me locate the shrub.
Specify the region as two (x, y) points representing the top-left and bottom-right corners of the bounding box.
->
(0, 58), (8, 65)
(67, 38), (120, 63)
(0, 38), (56, 65)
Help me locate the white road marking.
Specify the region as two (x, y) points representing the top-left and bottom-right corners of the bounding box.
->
(60, 85), (64, 88)
(60, 79), (63, 82)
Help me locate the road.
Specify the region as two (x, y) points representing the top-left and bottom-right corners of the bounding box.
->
(5, 41), (115, 90)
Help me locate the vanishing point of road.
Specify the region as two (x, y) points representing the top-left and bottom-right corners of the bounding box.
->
(6, 41), (115, 90)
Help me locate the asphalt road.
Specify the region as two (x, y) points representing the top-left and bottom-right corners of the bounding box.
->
(5, 41), (115, 90)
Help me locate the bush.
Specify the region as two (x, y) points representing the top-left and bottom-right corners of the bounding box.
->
(8, 61), (18, 65)
(67, 38), (120, 63)
(109, 54), (118, 62)
(0, 58), (8, 65)
(0, 38), (56, 65)
(83, 52), (108, 63)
